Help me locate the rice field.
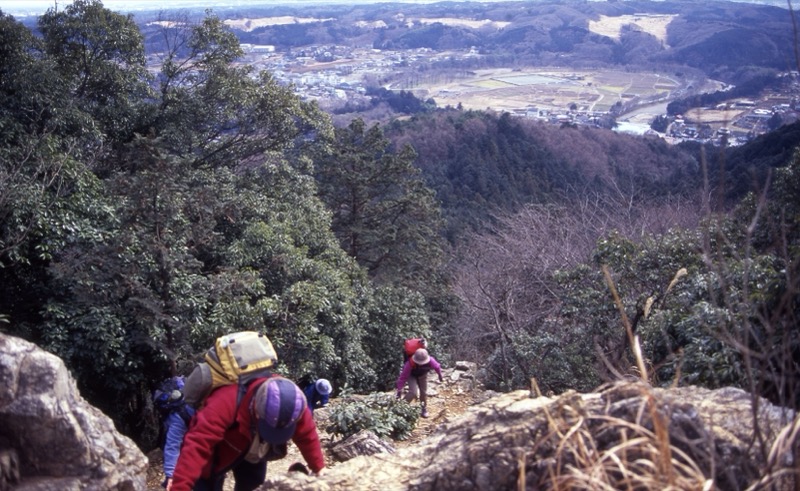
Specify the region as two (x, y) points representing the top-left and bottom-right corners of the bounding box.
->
(422, 68), (687, 116)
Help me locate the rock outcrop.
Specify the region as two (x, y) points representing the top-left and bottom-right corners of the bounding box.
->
(263, 381), (797, 491)
(329, 430), (396, 462)
(0, 333), (148, 490)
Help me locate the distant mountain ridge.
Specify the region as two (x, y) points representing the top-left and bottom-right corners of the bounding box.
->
(137, 0), (795, 86)
(12, 1), (793, 87)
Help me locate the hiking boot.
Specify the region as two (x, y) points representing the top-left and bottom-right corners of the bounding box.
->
(420, 405), (429, 418)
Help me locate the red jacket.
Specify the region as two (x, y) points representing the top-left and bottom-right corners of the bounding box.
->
(170, 377), (325, 491)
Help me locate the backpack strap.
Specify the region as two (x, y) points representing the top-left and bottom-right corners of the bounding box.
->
(211, 377), (271, 477)
(233, 376), (270, 431)
(236, 381), (249, 411)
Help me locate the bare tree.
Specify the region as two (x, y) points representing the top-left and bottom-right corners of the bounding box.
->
(451, 184), (704, 390)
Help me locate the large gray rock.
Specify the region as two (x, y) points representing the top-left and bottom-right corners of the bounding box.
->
(262, 381), (796, 491)
(329, 430), (395, 462)
(0, 333), (148, 490)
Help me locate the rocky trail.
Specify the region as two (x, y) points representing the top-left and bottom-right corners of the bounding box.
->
(145, 365), (482, 490)
(6, 333), (793, 490)
(393, 374), (479, 449)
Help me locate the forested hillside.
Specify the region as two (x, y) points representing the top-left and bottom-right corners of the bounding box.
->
(1, 0), (798, 455)
(0, 0), (447, 446)
(385, 111), (800, 241)
(695, 120), (800, 202)
(385, 110), (703, 241)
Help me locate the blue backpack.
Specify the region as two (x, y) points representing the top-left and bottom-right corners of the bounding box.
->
(153, 376), (186, 411)
(153, 376), (192, 447)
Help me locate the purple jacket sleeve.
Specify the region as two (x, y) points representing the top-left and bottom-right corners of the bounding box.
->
(395, 360), (412, 392)
(429, 357), (443, 379)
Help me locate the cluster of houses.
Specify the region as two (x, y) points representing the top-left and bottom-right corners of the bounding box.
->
(667, 93), (799, 146)
(239, 44), (441, 104)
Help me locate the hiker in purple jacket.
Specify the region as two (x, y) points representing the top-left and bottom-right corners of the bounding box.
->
(395, 348), (443, 418)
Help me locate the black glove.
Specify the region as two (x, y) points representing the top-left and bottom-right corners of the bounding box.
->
(288, 463), (310, 475)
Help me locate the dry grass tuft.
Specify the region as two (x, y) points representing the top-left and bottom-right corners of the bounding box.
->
(530, 265), (800, 491)
(518, 269), (715, 489)
(526, 383), (712, 490)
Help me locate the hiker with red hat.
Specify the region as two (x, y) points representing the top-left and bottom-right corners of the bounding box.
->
(395, 348), (443, 418)
(169, 376), (325, 491)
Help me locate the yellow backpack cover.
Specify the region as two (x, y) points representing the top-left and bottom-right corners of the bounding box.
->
(184, 331), (277, 408)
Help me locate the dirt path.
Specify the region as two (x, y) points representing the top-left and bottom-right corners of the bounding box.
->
(393, 377), (476, 449)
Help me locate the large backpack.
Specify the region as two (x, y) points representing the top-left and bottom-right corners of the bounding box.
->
(154, 376), (189, 415)
(183, 331), (278, 409)
(403, 337), (427, 361)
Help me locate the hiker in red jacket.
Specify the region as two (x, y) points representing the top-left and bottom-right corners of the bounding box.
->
(395, 348), (443, 418)
(169, 376), (325, 491)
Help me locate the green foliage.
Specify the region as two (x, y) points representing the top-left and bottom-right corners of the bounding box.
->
(1, 5), (383, 445)
(38, 0), (151, 141)
(38, 135), (378, 436)
(149, 14), (331, 168)
(326, 393), (419, 441)
(555, 218), (791, 396)
(0, 12), (110, 270)
(650, 115), (671, 133)
(362, 285), (432, 387)
(484, 329), (600, 394)
(364, 87), (436, 115)
(313, 118), (452, 341)
(0, 39), (113, 334)
(230, 218), (376, 391)
(742, 147), (800, 255)
(40, 142), (215, 423)
(314, 118), (445, 284)
(0, 140), (110, 266)
(640, 243), (787, 387)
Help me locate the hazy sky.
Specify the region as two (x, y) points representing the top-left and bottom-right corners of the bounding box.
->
(3, 0), (787, 18)
(6, 0), (250, 16)
(5, 0), (512, 17)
